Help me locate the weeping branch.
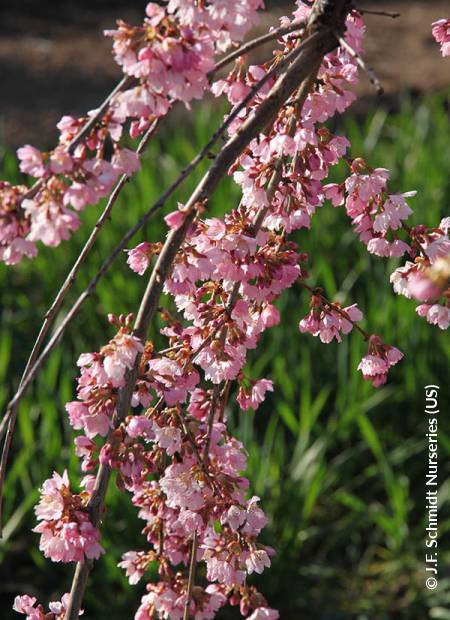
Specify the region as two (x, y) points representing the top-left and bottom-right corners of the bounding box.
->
(0, 29), (320, 451)
(63, 2), (351, 616)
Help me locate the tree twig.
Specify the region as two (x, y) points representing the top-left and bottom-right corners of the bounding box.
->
(213, 19), (307, 73)
(67, 76), (135, 154)
(19, 76), (134, 203)
(338, 35), (383, 95)
(182, 530), (198, 620)
(356, 8), (400, 19)
(202, 384), (221, 463)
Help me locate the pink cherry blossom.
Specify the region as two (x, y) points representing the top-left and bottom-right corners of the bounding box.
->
(390, 261), (416, 298)
(13, 595), (38, 616)
(244, 548), (271, 574)
(164, 204), (189, 231)
(407, 271), (442, 302)
(101, 330), (144, 383)
(153, 424), (182, 455)
(33, 470), (104, 563)
(416, 304), (450, 330)
(432, 19), (450, 56)
(126, 241), (159, 275)
(237, 378), (273, 411)
(160, 461), (210, 511)
(13, 593), (83, 620)
(300, 299), (363, 343)
(17, 145), (46, 177)
(118, 550), (150, 585)
(111, 148), (141, 175)
(357, 335), (403, 387)
(372, 195), (412, 233)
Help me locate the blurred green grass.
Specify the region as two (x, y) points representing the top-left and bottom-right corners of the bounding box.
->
(0, 93), (449, 619)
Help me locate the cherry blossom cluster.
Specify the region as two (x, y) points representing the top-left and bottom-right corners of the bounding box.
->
(11, 3), (450, 620)
(0, 1), (264, 266)
(53, 309), (281, 618)
(33, 469), (104, 563)
(324, 159), (450, 331)
(299, 289), (363, 343)
(1, 119), (141, 265)
(22, 6), (366, 617)
(357, 334), (403, 388)
(13, 594), (82, 620)
(389, 219), (450, 330)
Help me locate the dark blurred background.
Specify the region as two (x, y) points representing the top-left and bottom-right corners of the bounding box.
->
(0, 1), (449, 150)
(0, 2), (449, 620)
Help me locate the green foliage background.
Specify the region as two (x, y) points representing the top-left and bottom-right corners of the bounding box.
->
(0, 93), (449, 619)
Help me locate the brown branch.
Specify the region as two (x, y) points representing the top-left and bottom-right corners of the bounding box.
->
(213, 19), (307, 73)
(357, 8), (400, 19)
(182, 530), (199, 620)
(19, 76), (134, 203)
(337, 35), (383, 95)
(202, 384), (222, 463)
(27, 3), (350, 616)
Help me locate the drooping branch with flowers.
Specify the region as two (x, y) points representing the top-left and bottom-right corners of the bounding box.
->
(2, 2), (449, 620)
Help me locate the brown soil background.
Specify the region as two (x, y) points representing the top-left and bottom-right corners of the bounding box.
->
(0, 1), (449, 151)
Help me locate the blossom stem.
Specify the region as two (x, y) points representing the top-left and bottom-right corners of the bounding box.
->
(357, 8), (400, 19)
(183, 529), (198, 620)
(218, 381), (231, 423)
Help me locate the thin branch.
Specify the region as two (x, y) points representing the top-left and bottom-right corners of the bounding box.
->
(182, 530), (198, 620)
(67, 77), (135, 154)
(182, 381), (220, 620)
(338, 35), (383, 95)
(176, 411), (221, 494)
(213, 19), (307, 73)
(356, 8), (400, 19)
(218, 381), (231, 423)
(202, 384), (221, 463)
(19, 76), (134, 203)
